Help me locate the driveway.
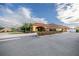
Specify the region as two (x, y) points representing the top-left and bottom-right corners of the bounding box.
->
(0, 32), (79, 56)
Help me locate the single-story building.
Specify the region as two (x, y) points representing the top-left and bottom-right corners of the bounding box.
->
(32, 23), (69, 32)
(57, 25), (70, 32)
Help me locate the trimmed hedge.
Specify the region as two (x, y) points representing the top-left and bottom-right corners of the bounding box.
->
(76, 29), (79, 32)
(37, 31), (62, 36)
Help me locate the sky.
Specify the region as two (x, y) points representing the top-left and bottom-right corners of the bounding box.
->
(0, 3), (79, 28)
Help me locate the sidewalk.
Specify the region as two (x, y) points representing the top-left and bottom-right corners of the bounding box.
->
(0, 33), (37, 39)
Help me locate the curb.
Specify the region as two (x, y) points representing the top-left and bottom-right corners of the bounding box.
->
(0, 33), (37, 39)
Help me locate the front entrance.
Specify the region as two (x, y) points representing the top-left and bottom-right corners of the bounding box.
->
(36, 26), (45, 32)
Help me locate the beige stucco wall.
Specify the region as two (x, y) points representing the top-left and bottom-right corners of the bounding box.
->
(32, 26), (38, 32)
(56, 28), (62, 31)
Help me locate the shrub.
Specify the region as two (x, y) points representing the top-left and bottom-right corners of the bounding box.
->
(76, 29), (79, 32)
(37, 31), (62, 36)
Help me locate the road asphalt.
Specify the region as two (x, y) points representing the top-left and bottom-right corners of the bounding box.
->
(0, 32), (79, 56)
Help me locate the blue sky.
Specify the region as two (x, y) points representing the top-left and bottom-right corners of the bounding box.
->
(0, 3), (79, 28)
(0, 3), (63, 26)
(22, 3), (62, 24)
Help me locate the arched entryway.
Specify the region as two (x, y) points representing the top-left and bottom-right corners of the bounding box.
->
(36, 26), (45, 32)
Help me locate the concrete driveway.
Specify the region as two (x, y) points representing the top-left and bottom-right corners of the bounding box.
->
(0, 32), (79, 56)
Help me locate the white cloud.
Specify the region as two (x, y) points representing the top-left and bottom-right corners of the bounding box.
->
(0, 17), (21, 27)
(56, 3), (79, 27)
(32, 17), (48, 24)
(18, 7), (32, 19)
(0, 5), (48, 28)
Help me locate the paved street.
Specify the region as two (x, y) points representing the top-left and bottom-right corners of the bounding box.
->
(0, 32), (79, 56)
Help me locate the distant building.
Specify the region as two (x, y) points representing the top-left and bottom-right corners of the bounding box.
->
(56, 25), (70, 32)
(0, 28), (12, 32)
(32, 23), (69, 32)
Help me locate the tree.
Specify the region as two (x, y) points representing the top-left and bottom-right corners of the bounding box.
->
(20, 23), (33, 33)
